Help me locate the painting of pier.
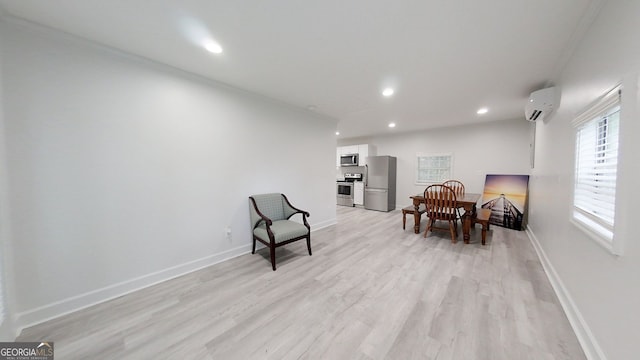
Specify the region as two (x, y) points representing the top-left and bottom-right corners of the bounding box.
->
(481, 174), (529, 230)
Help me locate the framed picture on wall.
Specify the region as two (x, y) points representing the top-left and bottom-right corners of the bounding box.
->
(480, 174), (530, 230)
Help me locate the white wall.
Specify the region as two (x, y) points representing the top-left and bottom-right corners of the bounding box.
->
(528, 1), (640, 359)
(0, 16), (16, 341)
(0, 19), (337, 336)
(339, 119), (532, 206)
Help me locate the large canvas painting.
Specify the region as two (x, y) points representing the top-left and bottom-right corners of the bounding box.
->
(481, 174), (529, 230)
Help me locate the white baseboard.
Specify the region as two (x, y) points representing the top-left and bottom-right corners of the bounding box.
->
(12, 217), (338, 336)
(525, 225), (607, 360)
(13, 243), (253, 336)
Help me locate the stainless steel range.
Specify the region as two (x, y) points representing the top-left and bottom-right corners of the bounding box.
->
(337, 173), (363, 207)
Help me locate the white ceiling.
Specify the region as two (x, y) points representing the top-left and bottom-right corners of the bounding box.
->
(0, 0), (600, 138)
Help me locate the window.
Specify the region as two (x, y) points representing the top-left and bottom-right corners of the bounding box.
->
(416, 153), (452, 184)
(572, 85), (621, 253)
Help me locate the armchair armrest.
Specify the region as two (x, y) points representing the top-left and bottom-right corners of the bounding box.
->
(249, 196), (274, 229)
(282, 194), (310, 228)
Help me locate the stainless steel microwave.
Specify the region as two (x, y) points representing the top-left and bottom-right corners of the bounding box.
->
(340, 153), (358, 167)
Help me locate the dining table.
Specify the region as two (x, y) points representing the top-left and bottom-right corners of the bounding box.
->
(410, 192), (481, 243)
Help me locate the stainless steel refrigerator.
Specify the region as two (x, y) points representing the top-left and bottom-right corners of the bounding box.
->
(364, 156), (397, 212)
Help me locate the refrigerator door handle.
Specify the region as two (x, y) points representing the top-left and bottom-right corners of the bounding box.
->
(365, 188), (388, 193)
(365, 164), (368, 187)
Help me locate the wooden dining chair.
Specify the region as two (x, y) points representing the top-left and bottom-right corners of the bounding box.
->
(423, 184), (458, 243)
(443, 179), (465, 222)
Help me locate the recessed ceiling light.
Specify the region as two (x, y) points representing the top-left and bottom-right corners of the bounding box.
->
(382, 88), (395, 97)
(476, 107), (489, 115)
(335, 131), (340, 135)
(204, 41), (223, 54)
(388, 122), (396, 128)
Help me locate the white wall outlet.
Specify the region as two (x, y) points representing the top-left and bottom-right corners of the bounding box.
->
(225, 226), (232, 240)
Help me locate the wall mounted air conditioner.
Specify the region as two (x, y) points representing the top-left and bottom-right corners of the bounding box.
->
(525, 87), (556, 122)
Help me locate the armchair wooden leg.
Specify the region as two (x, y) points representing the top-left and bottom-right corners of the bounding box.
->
(306, 236), (312, 256)
(252, 236), (257, 254)
(270, 246), (276, 271)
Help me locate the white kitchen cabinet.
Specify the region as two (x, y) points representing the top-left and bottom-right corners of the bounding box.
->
(358, 144), (369, 166)
(353, 181), (364, 205)
(341, 145), (358, 155)
(357, 144), (376, 166)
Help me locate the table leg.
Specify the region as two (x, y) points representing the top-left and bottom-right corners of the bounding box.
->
(463, 214), (471, 244)
(413, 198), (421, 234)
(462, 204), (477, 244)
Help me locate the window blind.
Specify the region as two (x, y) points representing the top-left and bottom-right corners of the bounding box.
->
(573, 86), (621, 242)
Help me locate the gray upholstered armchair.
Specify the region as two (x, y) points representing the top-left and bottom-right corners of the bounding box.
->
(248, 193), (311, 271)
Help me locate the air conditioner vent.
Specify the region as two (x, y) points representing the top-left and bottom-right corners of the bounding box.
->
(525, 87), (556, 122)
(528, 110), (542, 121)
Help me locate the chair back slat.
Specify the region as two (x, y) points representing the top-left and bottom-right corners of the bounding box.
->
(424, 185), (457, 218)
(442, 180), (465, 197)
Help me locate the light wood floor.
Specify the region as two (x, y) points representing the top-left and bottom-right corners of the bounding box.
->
(18, 206), (586, 359)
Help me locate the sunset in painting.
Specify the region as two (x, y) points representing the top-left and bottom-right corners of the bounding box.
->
(481, 175), (529, 212)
